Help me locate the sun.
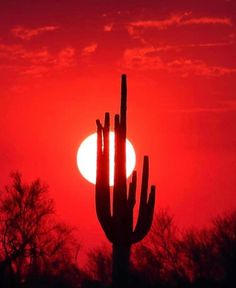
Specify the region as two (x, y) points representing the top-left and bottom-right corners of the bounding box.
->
(77, 132), (136, 185)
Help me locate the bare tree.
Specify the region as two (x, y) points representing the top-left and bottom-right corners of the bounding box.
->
(134, 209), (189, 286)
(86, 245), (112, 286)
(0, 172), (80, 287)
(136, 209), (236, 288)
(211, 211), (236, 286)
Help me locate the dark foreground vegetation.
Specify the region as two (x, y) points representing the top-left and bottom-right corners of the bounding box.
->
(0, 173), (236, 288)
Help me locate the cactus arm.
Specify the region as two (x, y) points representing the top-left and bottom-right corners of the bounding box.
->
(95, 114), (113, 242)
(128, 171), (137, 209)
(140, 156), (149, 208)
(144, 184), (156, 232)
(113, 114), (121, 213)
(148, 185), (156, 212)
(132, 156), (156, 243)
(127, 170), (137, 242)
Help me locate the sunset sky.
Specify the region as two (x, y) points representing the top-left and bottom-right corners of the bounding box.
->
(0, 0), (236, 260)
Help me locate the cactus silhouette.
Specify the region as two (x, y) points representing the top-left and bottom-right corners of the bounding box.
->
(96, 75), (156, 287)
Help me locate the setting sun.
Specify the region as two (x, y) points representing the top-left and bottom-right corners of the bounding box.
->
(77, 131), (136, 185)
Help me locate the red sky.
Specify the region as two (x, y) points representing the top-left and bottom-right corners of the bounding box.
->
(0, 0), (236, 262)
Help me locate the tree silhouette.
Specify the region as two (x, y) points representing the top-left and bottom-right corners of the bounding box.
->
(0, 172), (79, 288)
(212, 211), (236, 287)
(86, 245), (112, 286)
(134, 209), (189, 287)
(133, 209), (236, 288)
(95, 75), (156, 287)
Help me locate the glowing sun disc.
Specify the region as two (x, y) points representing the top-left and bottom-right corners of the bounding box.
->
(77, 132), (136, 185)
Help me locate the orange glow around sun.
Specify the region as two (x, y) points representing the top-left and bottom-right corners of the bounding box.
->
(77, 132), (136, 185)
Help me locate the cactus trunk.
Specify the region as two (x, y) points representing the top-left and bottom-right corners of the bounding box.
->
(96, 75), (156, 287)
(112, 244), (130, 287)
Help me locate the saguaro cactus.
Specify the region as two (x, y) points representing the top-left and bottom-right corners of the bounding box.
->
(96, 75), (156, 287)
